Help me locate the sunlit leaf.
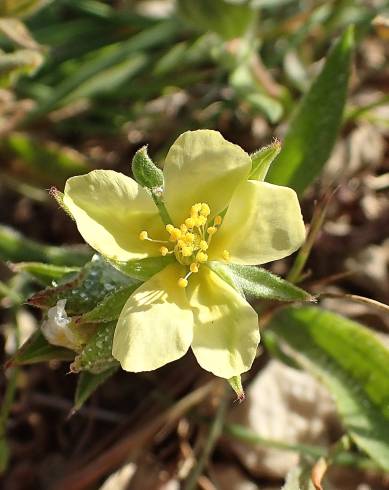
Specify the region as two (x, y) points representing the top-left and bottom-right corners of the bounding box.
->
(27, 256), (135, 315)
(269, 306), (389, 471)
(267, 27), (354, 194)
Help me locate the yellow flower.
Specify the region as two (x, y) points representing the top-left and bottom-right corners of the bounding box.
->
(63, 130), (305, 379)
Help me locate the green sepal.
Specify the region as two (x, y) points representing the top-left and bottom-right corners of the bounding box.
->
(228, 375), (245, 402)
(131, 145), (164, 189)
(70, 322), (118, 374)
(79, 284), (138, 324)
(249, 140), (282, 181)
(6, 330), (74, 368)
(110, 255), (174, 282)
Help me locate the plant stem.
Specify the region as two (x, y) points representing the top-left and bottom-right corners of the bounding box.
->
(183, 386), (229, 490)
(287, 190), (334, 283)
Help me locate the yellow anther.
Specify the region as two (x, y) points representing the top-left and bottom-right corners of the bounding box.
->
(223, 250), (230, 261)
(197, 215), (207, 226)
(196, 251), (208, 263)
(139, 231), (148, 240)
(184, 233), (195, 244)
(160, 246), (169, 256)
(178, 278), (188, 288)
(214, 215), (222, 225)
(191, 203), (202, 214)
(185, 217), (195, 229)
(180, 224), (188, 233)
(207, 226), (217, 236)
(190, 263), (199, 273)
(170, 228), (182, 240)
(177, 239), (185, 249)
(182, 246), (194, 257)
(166, 224), (174, 234)
(199, 240), (208, 250)
(200, 203), (210, 217)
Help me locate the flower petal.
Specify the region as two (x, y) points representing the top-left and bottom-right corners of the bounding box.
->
(163, 130), (251, 225)
(210, 180), (306, 265)
(64, 170), (165, 261)
(187, 266), (260, 378)
(112, 264), (193, 372)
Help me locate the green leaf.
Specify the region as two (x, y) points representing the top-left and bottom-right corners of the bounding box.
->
(0, 49), (43, 87)
(7, 331), (74, 367)
(11, 262), (80, 286)
(73, 366), (118, 412)
(3, 133), (90, 186)
(249, 139), (282, 181)
(71, 322), (118, 373)
(80, 284), (138, 324)
(0, 225), (92, 266)
(111, 255), (174, 282)
(27, 255), (136, 315)
(210, 262), (314, 302)
(267, 26), (354, 195)
(177, 0), (255, 40)
(131, 145), (164, 189)
(269, 306), (389, 471)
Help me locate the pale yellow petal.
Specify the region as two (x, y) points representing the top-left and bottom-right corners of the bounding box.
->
(210, 180), (306, 265)
(112, 264), (193, 372)
(163, 130), (251, 225)
(64, 170), (165, 261)
(188, 267), (260, 378)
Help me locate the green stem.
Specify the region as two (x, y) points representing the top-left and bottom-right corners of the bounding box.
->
(183, 387), (229, 490)
(151, 191), (172, 226)
(224, 423), (379, 471)
(287, 190), (334, 283)
(0, 315), (20, 474)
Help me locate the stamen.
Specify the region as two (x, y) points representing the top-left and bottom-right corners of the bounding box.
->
(199, 240), (208, 251)
(139, 231), (148, 240)
(160, 246), (169, 256)
(185, 217), (195, 229)
(214, 215), (222, 225)
(190, 263), (199, 273)
(196, 251), (208, 263)
(207, 226), (217, 236)
(178, 277), (188, 288)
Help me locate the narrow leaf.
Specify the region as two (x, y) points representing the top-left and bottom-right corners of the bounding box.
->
(27, 255), (135, 315)
(0, 225), (92, 266)
(211, 262), (314, 302)
(7, 330), (74, 367)
(269, 306), (389, 471)
(73, 366), (118, 412)
(267, 27), (354, 194)
(11, 262), (79, 286)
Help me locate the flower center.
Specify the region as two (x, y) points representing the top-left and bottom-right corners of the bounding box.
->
(139, 202), (230, 287)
